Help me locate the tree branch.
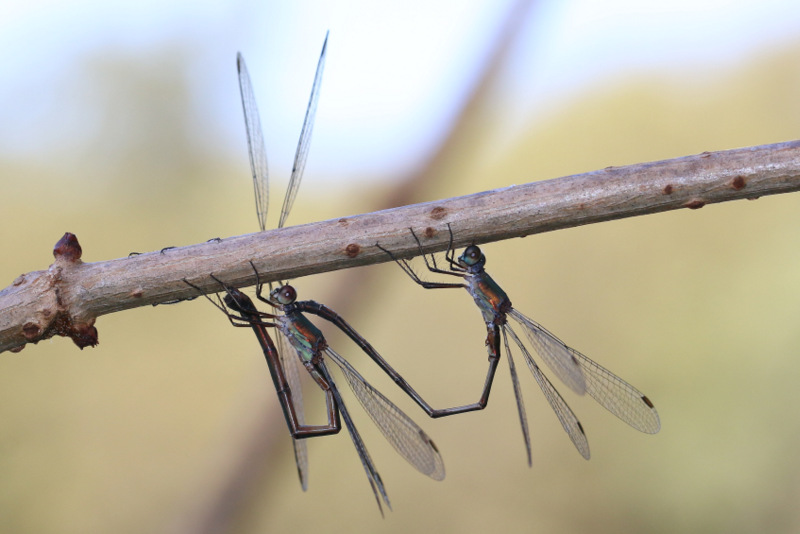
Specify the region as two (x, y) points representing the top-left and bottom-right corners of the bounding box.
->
(2, 139), (799, 353)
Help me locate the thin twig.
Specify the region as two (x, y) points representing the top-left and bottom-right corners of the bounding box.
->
(1, 139), (799, 353)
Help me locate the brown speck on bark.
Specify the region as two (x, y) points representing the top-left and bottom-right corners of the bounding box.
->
(423, 227), (436, 239)
(131, 289), (144, 298)
(22, 322), (41, 340)
(685, 199), (706, 209)
(70, 324), (99, 349)
(338, 218), (349, 227)
(53, 233), (82, 262)
(49, 314), (99, 349)
(344, 243), (361, 258)
(18, 310), (100, 351)
(430, 206), (447, 220)
(9, 345), (25, 353)
(663, 184), (674, 195)
(730, 176), (746, 190)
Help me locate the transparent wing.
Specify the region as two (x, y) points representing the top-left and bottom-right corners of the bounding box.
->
(317, 361), (390, 516)
(324, 347), (446, 481)
(509, 309), (587, 395)
(501, 327), (532, 466)
(236, 53), (269, 232)
(276, 327), (309, 490)
(278, 32), (328, 229)
(505, 324), (591, 460)
(509, 309), (658, 432)
(567, 345), (661, 434)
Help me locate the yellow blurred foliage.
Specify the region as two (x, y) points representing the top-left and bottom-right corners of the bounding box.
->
(1, 42), (800, 534)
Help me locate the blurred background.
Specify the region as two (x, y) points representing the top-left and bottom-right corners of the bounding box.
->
(2, 0), (800, 532)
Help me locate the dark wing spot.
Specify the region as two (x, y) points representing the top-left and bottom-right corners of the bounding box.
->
(420, 430), (439, 452)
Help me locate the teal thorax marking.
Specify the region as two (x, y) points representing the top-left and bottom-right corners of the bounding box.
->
(281, 311), (326, 363)
(466, 270), (511, 326)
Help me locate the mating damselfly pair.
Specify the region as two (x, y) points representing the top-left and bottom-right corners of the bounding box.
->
(184, 33), (660, 516)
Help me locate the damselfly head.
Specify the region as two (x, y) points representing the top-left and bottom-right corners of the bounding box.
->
(458, 245), (485, 269)
(270, 284), (298, 306)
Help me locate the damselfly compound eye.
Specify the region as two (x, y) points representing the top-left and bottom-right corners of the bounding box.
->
(277, 284), (297, 304)
(460, 245), (482, 266)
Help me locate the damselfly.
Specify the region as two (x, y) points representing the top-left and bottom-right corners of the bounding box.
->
(379, 227), (660, 464)
(186, 33), (444, 514)
(188, 269), (445, 515)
